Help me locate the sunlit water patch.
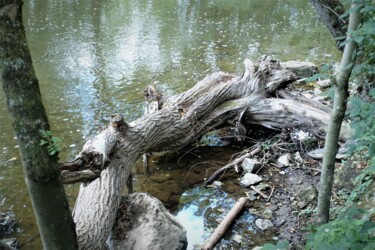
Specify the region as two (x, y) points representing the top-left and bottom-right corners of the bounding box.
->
(175, 186), (263, 249)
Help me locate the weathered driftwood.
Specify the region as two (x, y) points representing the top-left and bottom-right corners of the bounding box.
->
(61, 55), (348, 249)
(202, 197), (248, 250)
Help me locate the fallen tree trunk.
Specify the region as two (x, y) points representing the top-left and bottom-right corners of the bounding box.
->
(63, 55), (350, 249)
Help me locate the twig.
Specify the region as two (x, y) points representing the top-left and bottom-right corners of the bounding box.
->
(250, 185), (269, 199)
(183, 161), (223, 183)
(267, 186), (275, 202)
(204, 145), (261, 186)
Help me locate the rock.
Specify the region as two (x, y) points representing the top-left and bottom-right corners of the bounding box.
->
(281, 61), (318, 78)
(294, 152), (303, 164)
(0, 238), (18, 249)
(277, 154), (291, 168)
(317, 79), (331, 88)
(213, 181), (222, 187)
(314, 87), (322, 96)
(249, 208), (261, 215)
(245, 191), (258, 201)
(0, 211), (17, 235)
(269, 205), (279, 211)
(307, 148), (324, 159)
(109, 193), (187, 250)
(240, 173), (263, 187)
(262, 209), (273, 219)
(308, 147), (347, 160)
(297, 185), (318, 209)
(241, 158), (261, 173)
(291, 130), (311, 142)
(230, 234), (243, 244)
(254, 183), (271, 191)
(255, 218), (274, 231)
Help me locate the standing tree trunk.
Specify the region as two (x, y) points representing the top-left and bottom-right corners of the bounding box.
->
(317, 0), (363, 224)
(310, 0), (348, 51)
(0, 1), (78, 249)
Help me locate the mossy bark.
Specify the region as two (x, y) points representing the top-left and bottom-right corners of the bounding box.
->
(0, 1), (77, 249)
(317, 0), (363, 224)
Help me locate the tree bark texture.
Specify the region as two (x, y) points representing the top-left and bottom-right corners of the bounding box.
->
(310, 0), (348, 51)
(67, 55), (352, 248)
(0, 1), (78, 249)
(317, 0), (363, 224)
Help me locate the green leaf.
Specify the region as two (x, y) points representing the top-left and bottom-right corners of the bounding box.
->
(39, 139), (47, 146)
(261, 240), (289, 250)
(306, 74), (320, 82)
(369, 143), (375, 157)
(360, 5), (375, 14)
(362, 21), (375, 34)
(353, 35), (364, 43)
(369, 89), (375, 98)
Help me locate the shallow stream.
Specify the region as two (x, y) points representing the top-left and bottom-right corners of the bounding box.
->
(0, 0), (340, 249)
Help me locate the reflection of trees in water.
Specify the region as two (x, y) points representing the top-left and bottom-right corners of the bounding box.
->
(22, 0), (339, 137)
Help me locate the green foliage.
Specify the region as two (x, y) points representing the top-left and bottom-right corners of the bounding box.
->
(348, 95), (375, 158)
(307, 63), (334, 83)
(261, 240), (290, 250)
(346, 0), (375, 171)
(39, 130), (61, 156)
(306, 3), (375, 249)
(347, 158), (375, 205)
(306, 208), (375, 250)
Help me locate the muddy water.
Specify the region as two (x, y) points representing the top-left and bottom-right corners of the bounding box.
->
(0, 0), (339, 248)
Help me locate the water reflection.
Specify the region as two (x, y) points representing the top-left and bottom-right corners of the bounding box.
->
(0, 0), (340, 248)
(176, 187), (261, 249)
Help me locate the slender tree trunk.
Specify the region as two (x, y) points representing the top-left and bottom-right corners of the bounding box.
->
(0, 1), (77, 249)
(310, 0), (348, 51)
(317, 0), (363, 224)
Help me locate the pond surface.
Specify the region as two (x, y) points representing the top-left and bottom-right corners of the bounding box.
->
(0, 0), (339, 248)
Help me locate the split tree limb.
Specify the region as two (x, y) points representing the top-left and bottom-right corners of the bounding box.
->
(202, 197), (248, 250)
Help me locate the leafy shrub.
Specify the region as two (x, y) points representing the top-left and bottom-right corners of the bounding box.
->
(306, 208), (375, 250)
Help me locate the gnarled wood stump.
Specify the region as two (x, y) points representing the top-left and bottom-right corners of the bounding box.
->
(61, 55), (350, 249)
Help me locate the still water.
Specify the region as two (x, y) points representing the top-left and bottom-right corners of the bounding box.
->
(0, 0), (339, 248)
